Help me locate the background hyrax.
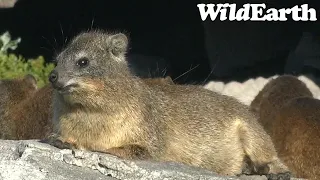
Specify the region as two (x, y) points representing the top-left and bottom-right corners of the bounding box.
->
(250, 75), (320, 179)
(271, 97), (320, 180)
(0, 74), (38, 139)
(0, 74), (53, 140)
(47, 31), (290, 179)
(0, 74), (37, 115)
(250, 75), (313, 132)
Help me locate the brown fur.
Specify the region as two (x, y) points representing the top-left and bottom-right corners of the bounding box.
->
(0, 74), (38, 139)
(269, 97), (320, 180)
(0, 74), (38, 113)
(0, 77), (53, 140)
(250, 75), (320, 179)
(47, 31), (290, 179)
(250, 75), (313, 132)
(143, 76), (174, 86)
(6, 85), (53, 139)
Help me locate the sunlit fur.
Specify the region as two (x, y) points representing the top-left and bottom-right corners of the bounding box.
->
(51, 30), (290, 178)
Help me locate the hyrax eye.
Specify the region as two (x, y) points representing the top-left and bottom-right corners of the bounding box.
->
(76, 57), (89, 68)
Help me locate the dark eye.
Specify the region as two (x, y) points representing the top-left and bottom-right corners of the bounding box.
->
(76, 57), (89, 68)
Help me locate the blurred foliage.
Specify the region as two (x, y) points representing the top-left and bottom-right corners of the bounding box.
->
(0, 31), (55, 88)
(0, 31), (21, 53)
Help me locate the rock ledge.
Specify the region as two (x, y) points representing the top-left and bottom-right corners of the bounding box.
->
(0, 140), (303, 180)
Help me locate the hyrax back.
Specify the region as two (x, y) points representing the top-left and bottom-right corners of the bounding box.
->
(0, 75), (38, 139)
(143, 76), (174, 86)
(271, 97), (320, 180)
(48, 31), (290, 179)
(250, 75), (313, 132)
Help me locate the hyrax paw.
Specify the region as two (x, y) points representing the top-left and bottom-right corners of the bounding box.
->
(104, 145), (151, 160)
(130, 145), (152, 160)
(51, 139), (73, 149)
(266, 172), (291, 180)
(40, 134), (73, 150)
(253, 164), (270, 175)
(40, 133), (58, 144)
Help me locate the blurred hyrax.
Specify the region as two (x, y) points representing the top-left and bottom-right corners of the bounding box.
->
(0, 75), (53, 139)
(0, 74), (38, 115)
(46, 31), (290, 179)
(271, 97), (320, 180)
(250, 75), (320, 179)
(250, 75), (313, 132)
(0, 75), (38, 139)
(5, 85), (53, 140)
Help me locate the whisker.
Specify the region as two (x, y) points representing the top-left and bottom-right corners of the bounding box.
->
(173, 64), (199, 82)
(202, 58), (221, 85)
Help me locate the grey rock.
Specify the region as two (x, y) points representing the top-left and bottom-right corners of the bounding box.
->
(0, 140), (305, 180)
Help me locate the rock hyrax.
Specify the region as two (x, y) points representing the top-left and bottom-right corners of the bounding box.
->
(0, 75), (53, 139)
(0, 74), (38, 139)
(250, 75), (320, 179)
(0, 74), (37, 113)
(250, 75), (313, 132)
(270, 96), (320, 180)
(3, 84), (53, 140)
(46, 31), (290, 179)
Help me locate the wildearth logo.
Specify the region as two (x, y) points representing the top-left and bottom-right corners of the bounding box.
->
(197, 4), (317, 21)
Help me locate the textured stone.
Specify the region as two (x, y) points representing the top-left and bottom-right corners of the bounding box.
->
(0, 140), (305, 180)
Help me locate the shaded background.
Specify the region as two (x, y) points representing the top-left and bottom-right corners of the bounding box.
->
(0, 0), (319, 84)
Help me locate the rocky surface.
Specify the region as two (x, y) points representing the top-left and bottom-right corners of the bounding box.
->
(0, 140), (304, 180)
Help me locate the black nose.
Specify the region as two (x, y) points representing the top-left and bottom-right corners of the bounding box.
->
(49, 70), (58, 84)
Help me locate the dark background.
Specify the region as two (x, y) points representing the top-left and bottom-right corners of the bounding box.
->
(0, 0), (319, 84)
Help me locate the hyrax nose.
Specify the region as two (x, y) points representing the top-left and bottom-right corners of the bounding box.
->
(49, 70), (58, 84)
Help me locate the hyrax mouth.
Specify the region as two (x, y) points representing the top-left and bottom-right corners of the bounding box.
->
(56, 84), (79, 94)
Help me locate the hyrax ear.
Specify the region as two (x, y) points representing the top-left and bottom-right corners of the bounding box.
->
(110, 33), (128, 56)
(23, 74), (38, 89)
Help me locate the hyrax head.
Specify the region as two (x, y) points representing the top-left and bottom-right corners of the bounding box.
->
(48, 31), (129, 94)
